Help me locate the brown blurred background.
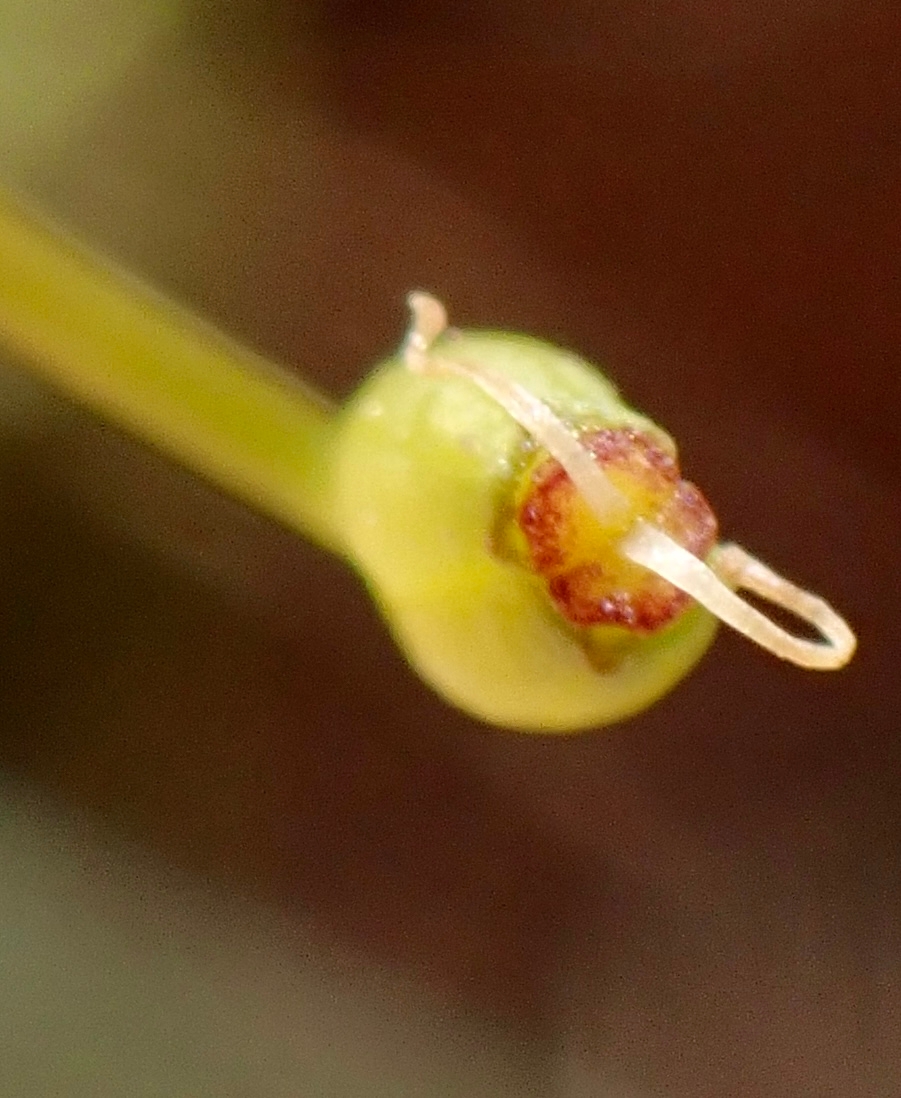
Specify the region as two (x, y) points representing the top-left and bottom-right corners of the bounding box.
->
(1, 1), (899, 1094)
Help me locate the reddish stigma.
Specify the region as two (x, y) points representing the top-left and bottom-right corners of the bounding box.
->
(517, 428), (718, 633)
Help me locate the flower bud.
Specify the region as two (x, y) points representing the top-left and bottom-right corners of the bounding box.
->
(330, 322), (718, 732)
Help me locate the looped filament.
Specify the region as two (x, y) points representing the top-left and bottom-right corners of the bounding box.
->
(403, 290), (857, 671)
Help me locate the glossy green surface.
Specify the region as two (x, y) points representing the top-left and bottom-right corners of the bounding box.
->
(332, 331), (718, 732)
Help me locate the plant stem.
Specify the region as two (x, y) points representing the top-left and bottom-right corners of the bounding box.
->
(0, 190), (341, 552)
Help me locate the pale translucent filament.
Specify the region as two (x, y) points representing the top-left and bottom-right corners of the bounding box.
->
(404, 290), (856, 670)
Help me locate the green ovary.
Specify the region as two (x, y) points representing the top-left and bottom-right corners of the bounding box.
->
(331, 329), (717, 733)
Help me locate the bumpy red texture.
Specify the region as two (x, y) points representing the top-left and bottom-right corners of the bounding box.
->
(517, 428), (718, 632)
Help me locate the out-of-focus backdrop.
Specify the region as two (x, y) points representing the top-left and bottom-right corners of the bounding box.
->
(1, 2), (898, 1094)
